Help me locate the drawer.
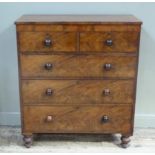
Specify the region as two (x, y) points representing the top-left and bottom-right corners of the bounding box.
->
(80, 32), (139, 52)
(22, 80), (134, 104)
(23, 105), (132, 134)
(18, 32), (77, 52)
(20, 54), (137, 78)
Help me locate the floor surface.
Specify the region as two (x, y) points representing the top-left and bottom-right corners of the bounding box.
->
(0, 126), (155, 153)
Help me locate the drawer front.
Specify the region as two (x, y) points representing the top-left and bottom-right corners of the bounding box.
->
(20, 54), (137, 78)
(18, 32), (77, 52)
(22, 80), (134, 104)
(80, 32), (139, 52)
(23, 105), (132, 134)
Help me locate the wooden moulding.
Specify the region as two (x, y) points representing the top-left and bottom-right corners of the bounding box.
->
(16, 24), (141, 32)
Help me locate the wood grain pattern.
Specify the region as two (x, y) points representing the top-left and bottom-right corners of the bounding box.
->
(80, 32), (139, 52)
(16, 24), (141, 32)
(22, 79), (134, 105)
(15, 15), (142, 147)
(23, 105), (132, 134)
(19, 32), (77, 52)
(20, 54), (137, 78)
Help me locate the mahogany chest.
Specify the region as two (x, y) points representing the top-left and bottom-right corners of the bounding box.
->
(15, 15), (142, 148)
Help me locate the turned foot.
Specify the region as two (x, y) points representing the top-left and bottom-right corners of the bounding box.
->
(23, 135), (33, 148)
(121, 135), (131, 148)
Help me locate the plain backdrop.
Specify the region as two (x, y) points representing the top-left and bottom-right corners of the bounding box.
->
(0, 2), (155, 127)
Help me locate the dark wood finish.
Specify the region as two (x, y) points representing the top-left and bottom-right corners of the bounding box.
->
(23, 105), (132, 134)
(15, 15), (142, 148)
(20, 54), (137, 78)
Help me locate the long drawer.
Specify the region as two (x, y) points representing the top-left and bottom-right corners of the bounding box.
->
(20, 54), (137, 78)
(22, 79), (134, 104)
(23, 105), (132, 134)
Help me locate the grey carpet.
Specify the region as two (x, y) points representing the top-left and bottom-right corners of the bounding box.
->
(0, 126), (155, 152)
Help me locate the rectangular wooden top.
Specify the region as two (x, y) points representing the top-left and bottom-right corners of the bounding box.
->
(15, 15), (142, 25)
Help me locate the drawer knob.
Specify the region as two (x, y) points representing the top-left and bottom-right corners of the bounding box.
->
(44, 63), (53, 70)
(104, 63), (112, 71)
(46, 88), (53, 96)
(46, 115), (53, 122)
(105, 39), (113, 46)
(103, 89), (110, 96)
(101, 115), (109, 123)
(44, 38), (52, 47)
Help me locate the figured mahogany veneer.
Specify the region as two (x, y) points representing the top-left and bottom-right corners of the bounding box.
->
(20, 54), (137, 78)
(80, 32), (139, 52)
(15, 15), (142, 148)
(22, 80), (134, 105)
(19, 32), (77, 52)
(23, 105), (132, 134)
(18, 31), (139, 53)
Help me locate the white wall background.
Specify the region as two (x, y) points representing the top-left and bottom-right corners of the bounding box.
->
(0, 2), (155, 127)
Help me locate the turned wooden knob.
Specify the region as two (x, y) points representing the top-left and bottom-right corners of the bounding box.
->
(105, 39), (113, 46)
(46, 115), (53, 122)
(44, 37), (52, 47)
(44, 63), (53, 70)
(104, 63), (112, 71)
(103, 89), (110, 96)
(101, 115), (109, 123)
(46, 88), (53, 96)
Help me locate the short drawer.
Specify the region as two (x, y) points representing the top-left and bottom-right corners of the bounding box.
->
(23, 105), (132, 134)
(20, 54), (137, 78)
(18, 32), (77, 52)
(80, 32), (139, 52)
(22, 80), (134, 104)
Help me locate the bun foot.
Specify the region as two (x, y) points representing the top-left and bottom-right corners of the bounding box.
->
(23, 135), (33, 148)
(121, 135), (131, 148)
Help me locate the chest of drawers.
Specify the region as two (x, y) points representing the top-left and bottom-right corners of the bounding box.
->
(15, 15), (142, 148)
